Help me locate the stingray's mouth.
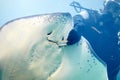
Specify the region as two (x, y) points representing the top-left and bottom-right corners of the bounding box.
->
(47, 36), (67, 47)
(47, 37), (58, 45)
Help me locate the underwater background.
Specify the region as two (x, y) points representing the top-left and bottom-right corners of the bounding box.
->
(0, 0), (104, 27)
(0, 0), (120, 80)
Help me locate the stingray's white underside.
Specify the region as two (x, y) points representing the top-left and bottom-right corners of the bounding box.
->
(0, 13), (108, 80)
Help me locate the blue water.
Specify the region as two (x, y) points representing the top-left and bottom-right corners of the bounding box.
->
(0, 0), (104, 27)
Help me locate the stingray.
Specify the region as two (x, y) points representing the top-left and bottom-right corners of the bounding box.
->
(0, 13), (72, 80)
(0, 13), (108, 80)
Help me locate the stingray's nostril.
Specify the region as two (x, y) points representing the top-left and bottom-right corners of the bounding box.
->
(47, 31), (52, 35)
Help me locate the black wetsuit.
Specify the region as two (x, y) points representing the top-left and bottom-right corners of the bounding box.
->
(85, 12), (119, 80)
(67, 12), (120, 80)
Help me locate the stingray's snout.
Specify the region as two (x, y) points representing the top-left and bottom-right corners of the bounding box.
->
(46, 13), (73, 47)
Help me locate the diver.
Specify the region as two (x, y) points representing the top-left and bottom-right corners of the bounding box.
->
(69, 0), (120, 80)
